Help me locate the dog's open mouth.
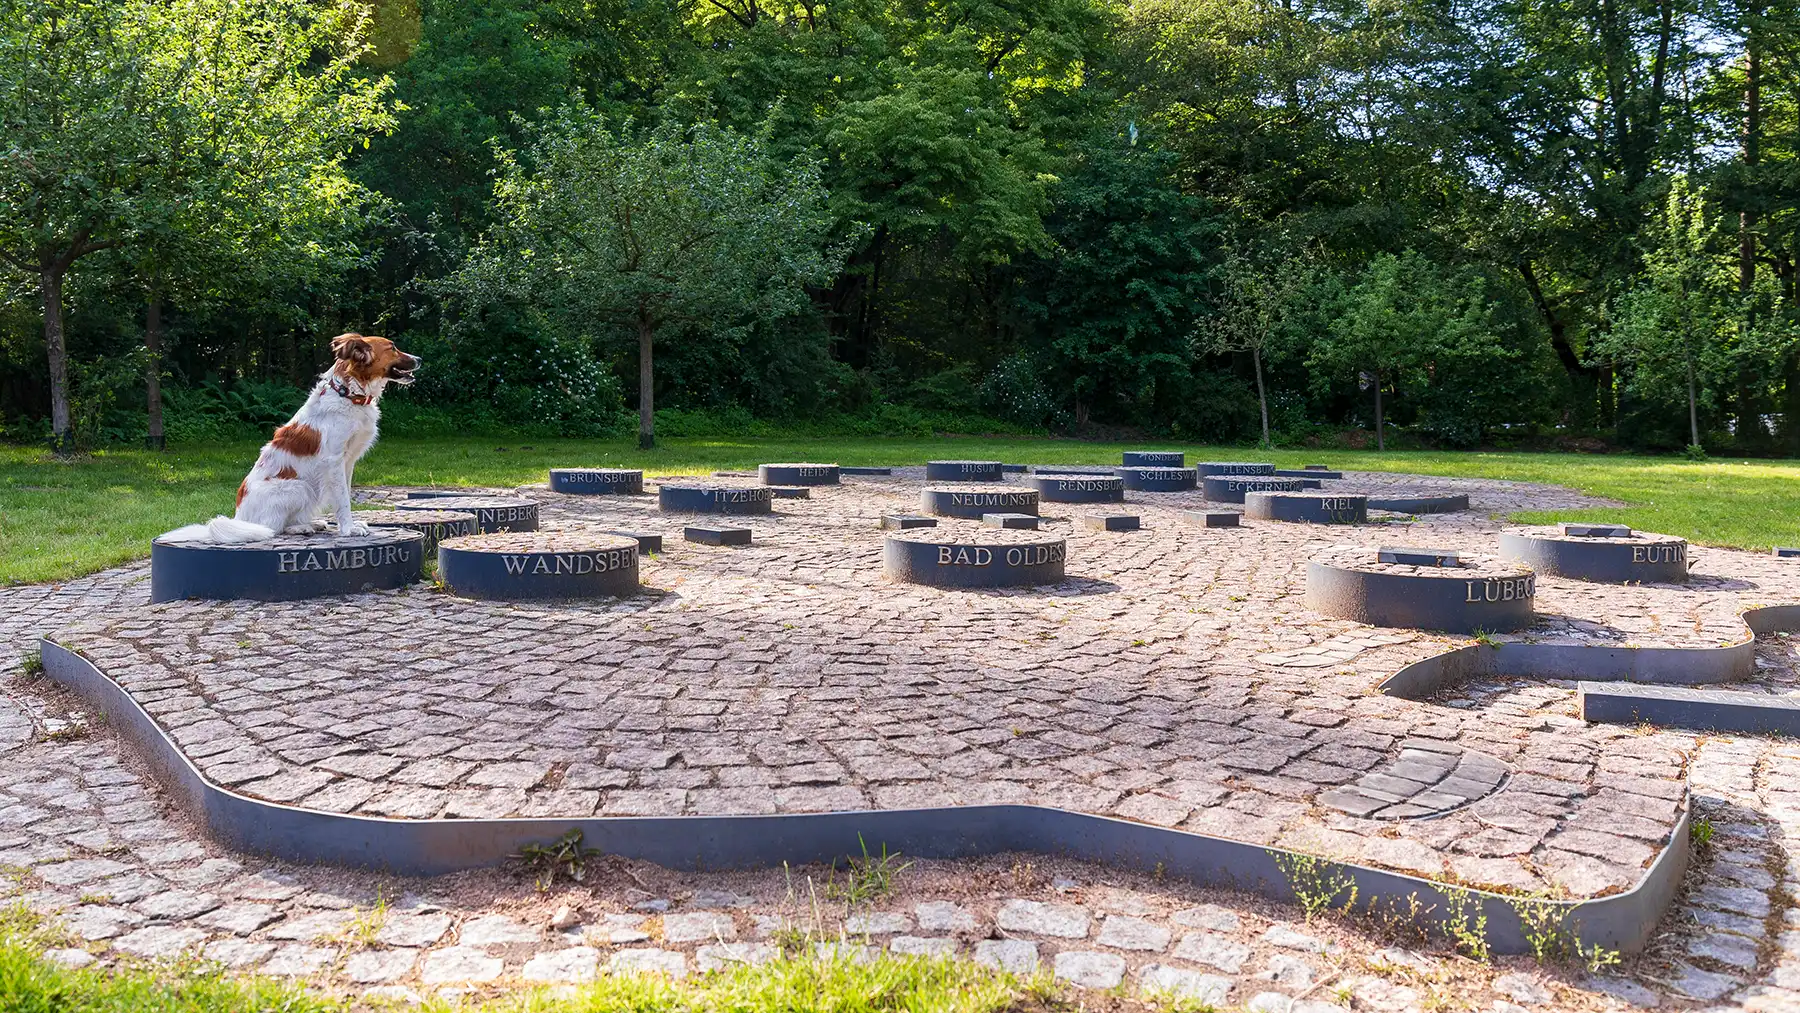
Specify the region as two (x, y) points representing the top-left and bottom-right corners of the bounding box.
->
(387, 363), (418, 385)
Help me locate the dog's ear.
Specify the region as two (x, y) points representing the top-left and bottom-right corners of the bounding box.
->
(331, 333), (372, 365)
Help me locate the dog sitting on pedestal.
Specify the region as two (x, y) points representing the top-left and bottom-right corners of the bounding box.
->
(163, 334), (419, 543)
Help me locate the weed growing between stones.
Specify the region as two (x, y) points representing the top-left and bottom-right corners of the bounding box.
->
(511, 828), (604, 890)
(1470, 628), (1501, 648)
(337, 891), (389, 949)
(1691, 815), (1716, 851)
(18, 646), (42, 678)
(1439, 885), (1491, 962)
(1270, 850), (1358, 922)
(824, 834), (912, 906)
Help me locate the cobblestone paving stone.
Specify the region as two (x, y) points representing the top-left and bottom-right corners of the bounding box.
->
(4, 469), (1800, 1008)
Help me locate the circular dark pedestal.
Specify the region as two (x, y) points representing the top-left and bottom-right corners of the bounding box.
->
(757, 463), (841, 486)
(1244, 492), (1368, 525)
(356, 509), (478, 554)
(1122, 451), (1185, 467)
(1365, 492), (1470, 514)
(1498, 525), (1688, 583)
(1196, 462), (1277, 477)
(437, 532), (640, 600)
(884, 528), (1067, 588)
(395, 496), (539, 533)
(150, 529), (424, 604)
(925, 460), (1004, 482)
(1305, 545), (1535, 632)
(657, 484), (775, 515)
(1202, 476), (1305, 503)
(1117, 467), (1198, 492)
(404, 489), (476, 499)
(549, 468), (645, 495)
(1031, 474), (1125, 503)
(920, 485), (1040, 519)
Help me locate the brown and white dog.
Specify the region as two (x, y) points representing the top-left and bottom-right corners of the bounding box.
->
(165, 334), (419, 543)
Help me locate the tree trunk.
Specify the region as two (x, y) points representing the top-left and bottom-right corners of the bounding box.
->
(1687, 352), (1701, 448)
(145, 293), (165, 450)
(1373, 372), (1385, 452)
(1517, 259), (1600, 426)
(1252, 345), (1271, 448)
(41, 266), (74, 454)
(637, 312), (655, 450)
(1739, 2), (1761, 295)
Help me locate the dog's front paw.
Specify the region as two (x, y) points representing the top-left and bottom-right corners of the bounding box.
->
(340, 520), (372, 537)
(282, 523), (320, 535)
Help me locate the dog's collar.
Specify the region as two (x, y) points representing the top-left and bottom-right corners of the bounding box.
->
(329, 375), (374, 406)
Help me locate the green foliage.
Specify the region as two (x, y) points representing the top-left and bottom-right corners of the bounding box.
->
(1270, 850), (1357, 922)
(823, 835), (913, 908)
(511, 829), (604, 891)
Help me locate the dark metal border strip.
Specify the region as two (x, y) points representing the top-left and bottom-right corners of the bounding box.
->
(41, 639), (1686, 955)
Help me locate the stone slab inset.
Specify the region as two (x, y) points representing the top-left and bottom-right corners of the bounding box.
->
(757, 463), (840, 486)
(884, 529), (1067, 588)
(1032, 475), (1126, 503)
(1318, 745), (1509, 819)
(1275, 469), (1343, 480)
(150, 530), (424, 604)
(1500, 526), (1688, 584)
(920, 486), (1039, 519)
(1379, 548), (1460, 567)
(1202, 476), (1303, 503)
(395, 496), (539, 533)
(1307, 545), (1535, 632)
(1776, 547), (1800, 558)
(356, 510), (477, 554)
(1183, 510), (1241, 528)
(1196, 462), (1276, 477)
(925, 461), (1003, 482)
(1122, 451), (1185, 467)
(840, 467), (892, 476)
(549, 469), (644, 495)
(1117, 467), (1198, 493)
(880, 515), (938, 531)
(1080, 514), (1139, 532)
(1366, 493), (1470, 515)
(1002, 464), (1027, 473)
(983, 513), (1039, 530)
(403, 489), (471, 499)
(1563, 523), (1631, 538)
(685, 526), (752, 547)
(657, 484), (774, 515)
(437, 533), (639, 600)
(1243, 493), (1367, 525)
(607, 531), (663, 554)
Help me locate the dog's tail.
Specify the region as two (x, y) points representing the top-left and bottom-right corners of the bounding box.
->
(161, 517), (276, 544)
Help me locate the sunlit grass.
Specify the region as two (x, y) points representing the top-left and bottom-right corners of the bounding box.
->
(2, 436), (1797, 584)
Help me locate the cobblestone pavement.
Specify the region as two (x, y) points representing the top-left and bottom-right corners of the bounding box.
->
(3, 468), (1800, 1008)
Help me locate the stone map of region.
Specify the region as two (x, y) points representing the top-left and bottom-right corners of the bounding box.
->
(5, 466), (1800, 1010)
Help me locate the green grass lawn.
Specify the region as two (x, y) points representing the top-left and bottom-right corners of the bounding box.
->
(0, 912), (1060, 1013)
(2, 435), (1797, 585)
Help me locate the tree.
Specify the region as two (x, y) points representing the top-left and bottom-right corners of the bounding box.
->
(0, 0), (394, 451)
(457, 108), (847, 448)
(1016, 135), (1218, 430)
(1309, 251), (1498, 450)
(1197, 241), (1311, 448)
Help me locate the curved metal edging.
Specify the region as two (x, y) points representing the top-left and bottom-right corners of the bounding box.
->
(41, 638), (1685, 955)
(1378, 604), (1800, 700)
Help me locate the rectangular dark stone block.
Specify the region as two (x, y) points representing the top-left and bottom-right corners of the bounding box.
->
(1776, 547), (1800, 558)
(1304, 464), (1330, 470)
(1182, 510), (1241, 528)
(982, 513), (1039, 530)
(1561, 522), (1632, 538)
(1080, 514), (1140, 532)
(606, 531), (663, 554)
(1378, 547), (1461, 566)
(684, 526), (752, 546)
(840, 467), (892, 475)
(767, 486), (810, 499)
(1581, 681), (1800, 736)
(880, 515), (938, 530)
(1002, 464), (1027, 473)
